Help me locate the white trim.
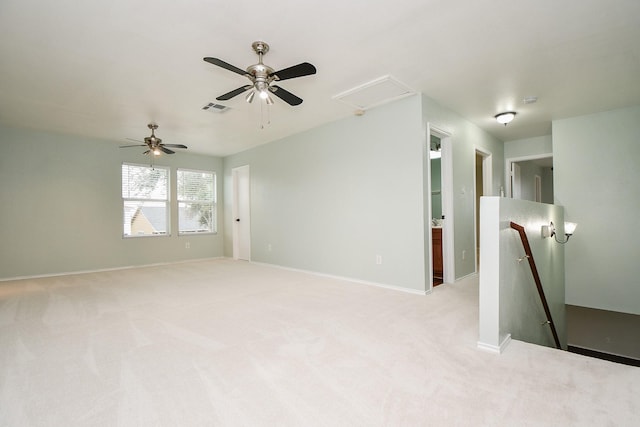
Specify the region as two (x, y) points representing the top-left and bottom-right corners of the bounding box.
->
(251, 261), (431, 296)
(231, 165), (251, 261)
(0, 257), (225, 282)
(177, 168), (217, 235)
(474, 147), (493, 273)
(425, 127), (434, 292)
(477, 334), (512, 354)
(475, 147), (493, 197)
(332, 75), (415, 111)
(427, 124), (455, 285)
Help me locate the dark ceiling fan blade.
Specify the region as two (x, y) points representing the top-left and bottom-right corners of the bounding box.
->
(162, 144), (188, 149)
(270, 85), (303, 106)
(203, 57), (248, 76)
(143, 150), (150, 155)
(272, 62), (316, 81)
(159, 146), (175, 154)
(216, 85), (252, 101)
(120, 144), (148, 148)
(125, 138), (144, 143)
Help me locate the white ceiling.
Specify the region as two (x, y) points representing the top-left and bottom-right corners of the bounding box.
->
(1, 0), (639, 157)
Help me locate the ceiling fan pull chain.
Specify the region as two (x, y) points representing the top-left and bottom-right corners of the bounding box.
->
(267, 103), (271, 126)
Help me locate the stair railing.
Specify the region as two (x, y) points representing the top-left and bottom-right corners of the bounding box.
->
(510, 221), (561, 349)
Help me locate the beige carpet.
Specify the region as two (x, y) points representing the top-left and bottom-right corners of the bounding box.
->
(0, 259), (637, 426)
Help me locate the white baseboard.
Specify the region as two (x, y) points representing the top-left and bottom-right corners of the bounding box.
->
(477, 334), (512, 354)
(0, 257), (224, 282)
(455, 272), (479, 283)
(251, 261), (430, 296)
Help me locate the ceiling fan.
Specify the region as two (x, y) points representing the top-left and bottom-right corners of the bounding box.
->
(204, 41), (316, 106)
(120, 124), (188, 156)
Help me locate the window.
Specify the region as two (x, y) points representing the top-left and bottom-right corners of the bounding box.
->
(122, 163), (169, 237)
(177, 169), (216, 234)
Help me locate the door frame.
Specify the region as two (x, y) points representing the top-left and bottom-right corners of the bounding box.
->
(427, 124), (454, 288)
(232, 165), (251, 261)
(510, 162), (522, 199)
(474, 147), (493, 272)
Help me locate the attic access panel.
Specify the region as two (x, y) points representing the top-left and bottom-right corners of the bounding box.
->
(332, 75), (414, 111)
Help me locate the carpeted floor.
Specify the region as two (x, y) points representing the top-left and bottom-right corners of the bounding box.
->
(0, 259), (638, 426)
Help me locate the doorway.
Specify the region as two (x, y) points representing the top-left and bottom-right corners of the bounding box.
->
(430, 135), (444, 286)
(511, 162), (522, 199)
(475, 149), (492, 271)
(232, 165), (251, 261)
(427, 125), (454, 289)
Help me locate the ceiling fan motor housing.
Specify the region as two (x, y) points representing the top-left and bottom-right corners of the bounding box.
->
(248, 42), (275, 92)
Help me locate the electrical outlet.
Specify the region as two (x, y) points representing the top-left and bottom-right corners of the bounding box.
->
(185, 242), (190, 249)
(462, 249), (466, 260)
(376, 255), (383, 265)
(268, 244), (272, 252)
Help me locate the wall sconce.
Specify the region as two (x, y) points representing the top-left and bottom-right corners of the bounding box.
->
(495, 111), (516, 125)
(542, 221), (577, 244)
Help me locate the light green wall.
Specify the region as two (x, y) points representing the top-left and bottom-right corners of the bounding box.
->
(224, 95), (428, 292)
(517, 160), (544, 201)
(2, 92), (507, 288)
(553, 105), (640, 315)
(421, 95), (505, 279)
(223, 94), (506, 289)
(504, 135), (554, 204)
(0, 125), (224, 279)
(504, 135), (552, 159)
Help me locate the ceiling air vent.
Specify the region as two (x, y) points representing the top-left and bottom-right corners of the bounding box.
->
(332, 75), (414, 111)
(202, 102), (230, 113)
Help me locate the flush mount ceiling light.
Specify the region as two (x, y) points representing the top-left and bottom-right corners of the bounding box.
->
(495, 111), (516, 125)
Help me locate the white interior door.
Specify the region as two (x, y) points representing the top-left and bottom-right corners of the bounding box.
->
(511, 162), (522, 199)
(232, 165), (251, 261)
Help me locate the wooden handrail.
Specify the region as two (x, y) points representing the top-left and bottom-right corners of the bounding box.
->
(510, 222), (561, 349)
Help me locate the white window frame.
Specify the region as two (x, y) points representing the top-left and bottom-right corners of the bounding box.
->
(122, 163), (170, 238)
(177, 168), (217, 235)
